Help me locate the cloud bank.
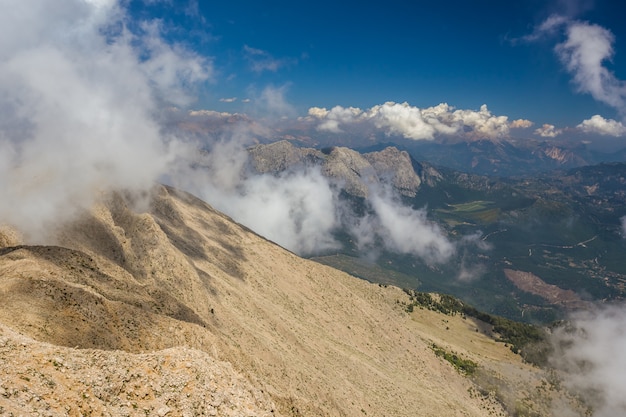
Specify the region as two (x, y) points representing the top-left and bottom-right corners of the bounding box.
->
(0, 0), (210, 241)
(305, 102), (518, 140)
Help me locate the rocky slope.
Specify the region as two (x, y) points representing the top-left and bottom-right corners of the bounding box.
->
(0, 185), (579, 416)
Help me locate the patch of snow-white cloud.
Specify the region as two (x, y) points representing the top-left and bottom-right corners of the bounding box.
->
(510, 119), (534, 129)
(175, 134), (457, 261)
(556, 21), (626, 114)
(535, 123), (563, 137)
(551, 305), (626, 417)
(305, 102), (514, 140)
(577, 115), (626, 136)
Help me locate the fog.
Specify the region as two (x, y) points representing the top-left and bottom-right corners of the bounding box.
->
(0, 0), (209, 242)
(172, 131), (457, 262)
(550, 305), (626, 416)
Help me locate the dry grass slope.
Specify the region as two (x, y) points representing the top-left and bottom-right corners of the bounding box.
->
(0, 185), (581, 416)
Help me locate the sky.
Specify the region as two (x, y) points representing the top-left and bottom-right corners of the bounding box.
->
(125, 0), (626, 137)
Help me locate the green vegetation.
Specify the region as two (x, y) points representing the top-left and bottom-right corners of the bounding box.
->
(404, 290), (550, 366)
(430, 343), (477, 375)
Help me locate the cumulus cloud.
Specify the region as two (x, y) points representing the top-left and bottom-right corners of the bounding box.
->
(243, 45), (297, 73)
(0, 0), (210, 241)
(577, 115), (626, 136)
(535, 123), (563, 137)
(510, 119), (534, 129)
(309, 105), (364, 133)
(305, 102), (513, 140)
(551, 305), (626, 417)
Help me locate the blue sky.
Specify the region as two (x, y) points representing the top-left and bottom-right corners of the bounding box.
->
(126, 0), (626, 133)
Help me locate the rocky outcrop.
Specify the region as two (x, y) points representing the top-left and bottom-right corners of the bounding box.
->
(363, 147), (421, 197)
(247, 141), (422, 197)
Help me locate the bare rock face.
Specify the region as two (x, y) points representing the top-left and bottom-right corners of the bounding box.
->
(247, 140), (313, 174)
(322, 146), (378, 197)
(363, 147), (421, 197)
(247, 141), (421, 197)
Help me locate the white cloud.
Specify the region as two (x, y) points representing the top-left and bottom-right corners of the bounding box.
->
(551, 305), (626, 417)
(510, 119), (534, 129)
(535, 123), (563, 137)
(247, 85), (296, 120)
(0, 0), (210, 241)
(308, 105), (364, 133)
(450, 104), (510, 139)
(243, 45), (297, 73)
(173, 133), (457, 261)
(620, 216), (626, 236)
(556, 21), (626, 115)
(367, 191), (455, 262)
(367, 102), (439, 140)
(220, 97), (237, 103)
(305, 102), (513, 140)
(188, 109), (233, 118)
(577, 115), (626, 136)
(519, 14), (568, 43)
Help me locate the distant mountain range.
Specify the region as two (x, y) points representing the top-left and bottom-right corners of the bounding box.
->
(355, 138), (626, 177)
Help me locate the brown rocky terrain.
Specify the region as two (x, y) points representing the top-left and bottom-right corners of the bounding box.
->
(504, 269), (592, 310)
(0, 185), (581, 416)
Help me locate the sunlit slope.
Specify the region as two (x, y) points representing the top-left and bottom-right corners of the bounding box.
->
(0, 185), (576, 416)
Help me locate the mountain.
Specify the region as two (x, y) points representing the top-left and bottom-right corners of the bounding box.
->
(248, 140), (421, 197)
(0, 185), (581, 416)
